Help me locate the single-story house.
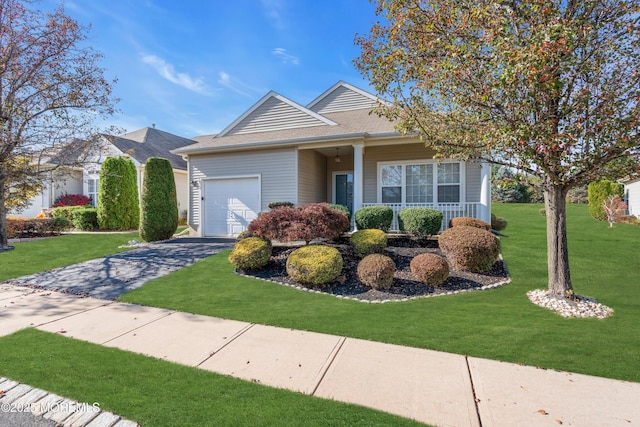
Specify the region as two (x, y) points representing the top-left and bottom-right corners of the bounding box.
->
(624, 178), (640, 218)
(174, 81), (492, 237)
(18, 127), (193, 218)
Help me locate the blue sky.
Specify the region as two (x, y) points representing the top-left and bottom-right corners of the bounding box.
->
(42, 0), (381, 138)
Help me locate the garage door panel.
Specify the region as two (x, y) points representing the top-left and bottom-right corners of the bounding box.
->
(204, 177), (260, 237)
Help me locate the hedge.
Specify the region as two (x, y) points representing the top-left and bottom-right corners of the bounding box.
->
(140, 157), (178, 242)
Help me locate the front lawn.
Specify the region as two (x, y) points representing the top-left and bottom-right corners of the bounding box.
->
(120, 204), (640, 383)
(0, 329), (422, 427)
(0, 233), (139, 281)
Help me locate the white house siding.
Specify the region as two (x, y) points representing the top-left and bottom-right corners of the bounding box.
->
(625, 180), (640, 218)
(298, 149), (327, 205)
(174, 170), (189, 217)
(226, 97), (327, 135)
(464, 162), (482, 203)
(16, 169), (83, 217)
(363, 143), (437, 203)
(188, 148), (297, 232)
(310, 86), (377, 114)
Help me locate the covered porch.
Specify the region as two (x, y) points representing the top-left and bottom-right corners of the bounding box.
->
(297, 141), (492, 232)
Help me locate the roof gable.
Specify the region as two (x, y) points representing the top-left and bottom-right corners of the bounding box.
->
(307, 81), (379, 114)
(218, 91), (336, 137)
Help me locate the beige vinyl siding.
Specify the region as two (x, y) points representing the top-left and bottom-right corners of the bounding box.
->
(363, 143), (436, 203)
(298, 150), (327, 205)
(310, 86), (377, 114)
(464, 162), (482, 203)
(188, 148), (297, 229)
(226, 97), (328, 135)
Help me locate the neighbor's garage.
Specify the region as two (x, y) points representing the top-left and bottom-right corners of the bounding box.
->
(202, 176), (260, 237)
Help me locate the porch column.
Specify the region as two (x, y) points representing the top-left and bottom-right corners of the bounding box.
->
(479, 161), (492, 223)
(352, 143), (365, 231)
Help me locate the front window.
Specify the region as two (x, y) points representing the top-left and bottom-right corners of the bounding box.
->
(88, 178), (99, 207)
(381, 165), (402, 203)
(378, 161), (461, 204)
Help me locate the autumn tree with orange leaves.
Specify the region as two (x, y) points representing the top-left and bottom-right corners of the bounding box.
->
(356, 0), (640, 298)
(0, 0), (117, 249)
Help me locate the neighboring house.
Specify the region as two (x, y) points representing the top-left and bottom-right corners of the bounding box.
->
(624, 179), (640, 218)
(18, 127), (193, 218)
(175, 81), (492, 238)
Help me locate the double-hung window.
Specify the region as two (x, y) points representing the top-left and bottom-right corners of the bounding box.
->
(378, 161), (462, 204)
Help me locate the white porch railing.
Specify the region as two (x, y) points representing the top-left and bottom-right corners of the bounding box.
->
(361, 203), (481, 232)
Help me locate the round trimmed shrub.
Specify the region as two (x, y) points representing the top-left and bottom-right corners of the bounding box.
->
(439, 226), (500, 272)
(410, 253), (449, 286)
(228, 237), (272, 270)
(449, 216), (491, 231)
(354, 205), (393, 231)
(357, 254), (396, 290)
(398, 207), (443, 237)
(286, 245), (343, 286)
(490, 213), (507, 231)
(350, 229), (387, 258)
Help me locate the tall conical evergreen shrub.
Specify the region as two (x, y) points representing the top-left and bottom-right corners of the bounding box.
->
(140, 157), (178, 242)
(97, 157), (139, 230)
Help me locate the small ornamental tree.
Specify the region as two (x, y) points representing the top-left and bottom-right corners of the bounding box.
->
(588, 180), (624, 221)
(53, 193), (93, 207)
(140, 158), (178, 242)
(602, 195), (628, 228)
(356, 0), (640, 298)
(97, 157), (139, 230)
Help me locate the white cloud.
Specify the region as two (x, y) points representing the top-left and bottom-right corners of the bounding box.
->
(260, 0), (286, 30)
(141, 54), (210, 95)
(272, 48), (299, 65)
(217, 71), (255, 97)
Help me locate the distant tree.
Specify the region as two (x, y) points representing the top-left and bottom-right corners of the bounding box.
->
(139, 158), (178, 242)
(602, 195), (627, 227)
(0, 0), (117, 249)
(356, 0), (640, 298)
(97, 157), (139, 230)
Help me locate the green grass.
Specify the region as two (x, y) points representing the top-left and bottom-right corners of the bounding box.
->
(120, 204), (640, 383)
(0, 233), (138, 281)
(0, 329), (423, 427)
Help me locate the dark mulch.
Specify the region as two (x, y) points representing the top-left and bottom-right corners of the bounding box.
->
(239, 236), (510, 302)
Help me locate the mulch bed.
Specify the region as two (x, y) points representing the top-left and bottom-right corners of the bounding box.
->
(238, 236), (510, 302)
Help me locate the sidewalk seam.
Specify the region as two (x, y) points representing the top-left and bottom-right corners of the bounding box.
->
(100, 308), (176, 345)
(311, 336), (347, 396)
(35, 300), (115, 329)
(195, 323), (256, 367)
(465, 355), (483, 427)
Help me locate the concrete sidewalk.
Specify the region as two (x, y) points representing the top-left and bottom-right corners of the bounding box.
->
(1, 285), (638, 427)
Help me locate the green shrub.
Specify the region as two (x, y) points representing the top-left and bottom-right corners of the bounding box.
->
(410, 253), (449, 286)
(70, 208), (98, 231)
(398, 208), (442, 237)
(449, 216), (491, 231)
(350, 229), (387, 258)
(97, 157), (139, 230)
(354, 205), (393, 231)
(268, 201), (294, 209)
(357, 253), (396, 290)
(52, 205), (92, 223)
(329, 204), (351, 222)
(490, 213), (508, 231)
(588, 180), (624, 221)
(140, 158), (178, 242)
(439, 226), (501, 272)
(228, 237), (272, 270)
(286, 245), (343, 286)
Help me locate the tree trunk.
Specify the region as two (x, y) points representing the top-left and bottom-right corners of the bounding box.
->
(544, 182), (573, 297)
(0, 175), (8, 249)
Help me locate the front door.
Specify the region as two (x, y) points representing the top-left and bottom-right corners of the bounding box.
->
(333, 172), (354, 214)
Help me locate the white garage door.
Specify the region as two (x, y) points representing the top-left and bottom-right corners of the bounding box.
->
(203, 177), (260, 237)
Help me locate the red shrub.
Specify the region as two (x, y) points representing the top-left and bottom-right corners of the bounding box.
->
(249, 203), (349, 244)
(410, 253), (449, 286)
(53, 193), (93, 207)
(449, 216), (491, 231)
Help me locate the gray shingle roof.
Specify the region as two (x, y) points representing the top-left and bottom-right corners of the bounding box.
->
(111, 127), (195, 170)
